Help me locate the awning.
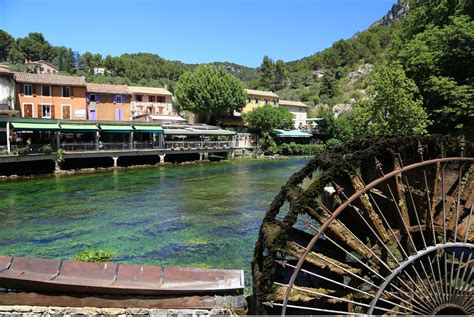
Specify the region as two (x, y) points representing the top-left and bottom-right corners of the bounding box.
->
(273, 129), (312, 138)
(186, 129), (236, 136)
(164, 129), (203, 136)
(133, 125), (163, 133)
(150, 115), (186, 122)
(60, 123), (98, 132)
(11, 122), (60, 131)
(99, 124), (134, 133)
(164, 129), (235, 136)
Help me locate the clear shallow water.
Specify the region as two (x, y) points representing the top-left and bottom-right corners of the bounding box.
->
(0, 158), (309, 286)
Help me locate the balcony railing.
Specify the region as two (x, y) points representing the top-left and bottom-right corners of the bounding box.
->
(0, 140), (234, 156)
(165, 141), (233, 151)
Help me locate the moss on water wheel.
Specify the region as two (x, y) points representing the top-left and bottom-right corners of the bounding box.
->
(252, 135), (473, 315)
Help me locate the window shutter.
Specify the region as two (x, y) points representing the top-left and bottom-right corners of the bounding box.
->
(51, 105), (55, 119)
(113, 95), (116, 104)
(19, 84), (23, 94)
(122, 95), (126, 104)
(97, 94), (100, 103)
(86, 93), (90, 103)
(37, 105), (42, 118)
(71, 87), (74, 98)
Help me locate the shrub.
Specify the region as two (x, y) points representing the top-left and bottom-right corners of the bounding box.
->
(278, 142), (327, 155)
(56, 148), (65, 165)
(39, 144), (52, 154)
(73, 249), (113, 263)
(325, 138), (343, 148)
(17, 147), (28, 156)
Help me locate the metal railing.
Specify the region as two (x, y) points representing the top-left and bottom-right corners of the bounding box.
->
(165, 141), (233, 151)
(0, 140), (234, 156)
(62, 143), (97, 152)
(0, 145), (18, 156)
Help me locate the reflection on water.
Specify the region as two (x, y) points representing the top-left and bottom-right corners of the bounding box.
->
(0, 158), (309, 286)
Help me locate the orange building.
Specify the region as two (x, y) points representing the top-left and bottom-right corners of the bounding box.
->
(86, 83), (131, 121)
(14, 73), (87, 120)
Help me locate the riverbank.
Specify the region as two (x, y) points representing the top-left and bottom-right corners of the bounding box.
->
(0, 153), (312, 181)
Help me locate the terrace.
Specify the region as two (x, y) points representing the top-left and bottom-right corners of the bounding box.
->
(0, 118), (236, 165)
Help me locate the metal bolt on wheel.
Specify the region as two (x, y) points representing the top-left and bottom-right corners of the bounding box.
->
(252, 136), (473, 315)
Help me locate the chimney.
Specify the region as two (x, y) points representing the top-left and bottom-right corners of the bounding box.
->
(164, 84), (168, 91)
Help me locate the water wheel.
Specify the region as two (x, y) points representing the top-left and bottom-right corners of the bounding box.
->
(252, 135), (473, 315)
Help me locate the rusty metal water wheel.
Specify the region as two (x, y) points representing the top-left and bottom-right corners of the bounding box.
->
(252, 135), (473, 315)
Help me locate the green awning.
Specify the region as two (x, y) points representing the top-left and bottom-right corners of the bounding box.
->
(11, 122), (60, 131)
(133, 125), (163, 133)
(273, 129), (312, 138)
(99, 124), (134, 133)
(60, 123), (98, 132)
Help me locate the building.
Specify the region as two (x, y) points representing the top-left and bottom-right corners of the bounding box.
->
(24, 60), (59, 74)
(241, 89), (279, 114)
(0, 66), (18, 117)
(14, 72), (87, 120)
(223, 89), (280, 129)
(128, 86), (174, 119)
(86, 83), (131, 121)
(279, 100), (308, 129)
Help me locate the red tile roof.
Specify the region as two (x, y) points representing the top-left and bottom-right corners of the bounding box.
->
(86, 83), (130, 95)
(14, 72), (86, 86)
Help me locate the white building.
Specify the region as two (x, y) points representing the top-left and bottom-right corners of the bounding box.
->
(128, 86), (174, 119)
(279, 100), (308, 129)
(0, 66), (17, 117)
(24, 60), (59, 74)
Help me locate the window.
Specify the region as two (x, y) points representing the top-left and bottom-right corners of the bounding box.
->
(42, 105), (51, 118)
(248, 98), (251, 103)
(62, 86), (71, 98)
(149, 96), (156, 102)
(264, 99), (269, 105)
(273, 100), (277, 105)
(24, 84), (33, 96)
(42, 85), (51, 97)
(157, 96), (165, 103)
(115, 95), (123, 103)
(255, 98), (259, 104)
(136, 95), (143, 102)
(89, 94), (96, 102)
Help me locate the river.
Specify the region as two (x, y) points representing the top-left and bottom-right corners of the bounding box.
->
(0, 158), (309, 286)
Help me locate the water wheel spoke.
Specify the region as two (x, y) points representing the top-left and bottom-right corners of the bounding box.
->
(253, 136), (473, 315)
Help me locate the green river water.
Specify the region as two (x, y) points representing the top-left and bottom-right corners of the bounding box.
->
(0, 158), (309, 286)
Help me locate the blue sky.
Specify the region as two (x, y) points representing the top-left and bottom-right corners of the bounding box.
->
(0, 0), (395, 67)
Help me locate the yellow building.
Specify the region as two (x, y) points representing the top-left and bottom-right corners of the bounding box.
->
(241, 89), (279, 114)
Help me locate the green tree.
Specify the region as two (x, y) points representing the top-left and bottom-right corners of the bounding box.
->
(0, 30), (14, 62)
(15, 32), (52, 61)
(259, 55), (275, 89)
(319, 71), (338, 99)
(353, 63), (430, 136)
(397, 15), (474, 133)
(242, 105), (294, 136)
(175, 65), (246, 123)
(7, 46), (25, 64)
(274, 59), (289, 90)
